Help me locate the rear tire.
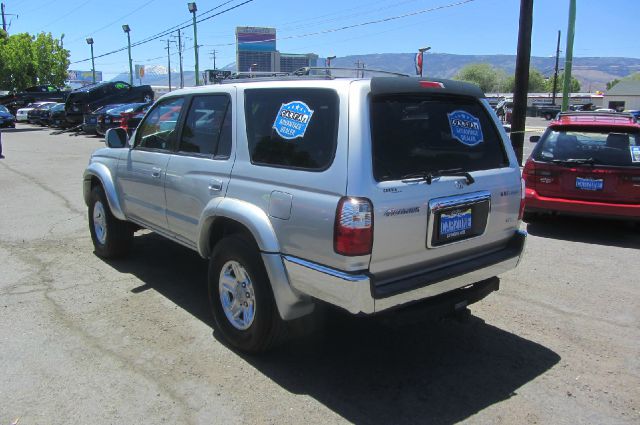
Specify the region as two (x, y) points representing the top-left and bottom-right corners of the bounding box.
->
(88, 185), (133, 258)
(208, 235), (286, 353)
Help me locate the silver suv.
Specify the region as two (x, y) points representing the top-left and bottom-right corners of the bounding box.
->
(83, 74), (526, 352)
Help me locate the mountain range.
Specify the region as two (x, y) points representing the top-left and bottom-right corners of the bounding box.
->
(110, 54), (640, 92)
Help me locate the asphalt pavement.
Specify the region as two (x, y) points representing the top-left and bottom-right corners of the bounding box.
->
(0, 123), (638, 425)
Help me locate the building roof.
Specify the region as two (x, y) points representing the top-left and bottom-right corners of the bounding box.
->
(605, 80), (640, 96)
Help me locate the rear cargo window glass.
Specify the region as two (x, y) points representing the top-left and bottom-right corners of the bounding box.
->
(533, 128), (640, 167)
(244, 88), (338, 170)
(371, 95), (508, 181)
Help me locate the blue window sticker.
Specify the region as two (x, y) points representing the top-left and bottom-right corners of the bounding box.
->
(272, 101), (314, 140)
(631, 146), (640, 163)
(447, 110), (484, 146)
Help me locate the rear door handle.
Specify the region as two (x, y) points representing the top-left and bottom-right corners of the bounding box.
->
(208, 179), (223, 192)
(151, 167), (162, 178)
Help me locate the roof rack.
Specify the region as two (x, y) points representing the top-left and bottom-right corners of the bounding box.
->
(293, 66), (410, 78)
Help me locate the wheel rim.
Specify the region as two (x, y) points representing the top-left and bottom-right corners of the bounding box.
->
(218, 260), (256, 330)
(93, 201), (107, 245)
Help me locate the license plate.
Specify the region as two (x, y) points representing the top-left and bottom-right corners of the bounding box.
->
(440, 208), (473, 238)
(576, 177), (603, 191)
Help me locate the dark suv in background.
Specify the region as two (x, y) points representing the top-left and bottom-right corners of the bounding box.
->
(65, 81), (154, 126)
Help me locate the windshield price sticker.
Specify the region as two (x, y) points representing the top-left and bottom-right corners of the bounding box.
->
(631, 146), (640, 163)
(447, 110), (484, 146)
(440, 208), (473, 238)
(273, 101), (314, 140)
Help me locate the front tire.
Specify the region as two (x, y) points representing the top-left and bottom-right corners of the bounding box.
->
(208, 235), (286, 353)
(88, 185), (133, 258)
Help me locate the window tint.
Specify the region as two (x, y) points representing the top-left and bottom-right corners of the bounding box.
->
(371, 95), (508, 181)
(135, 97), (184, 150)
(179, 95), (231, 157)
(533, 128), (640, 167)
(244, 88), (338, 170)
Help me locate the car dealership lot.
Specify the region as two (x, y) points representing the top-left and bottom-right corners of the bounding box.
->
(0, 124), (638, 424)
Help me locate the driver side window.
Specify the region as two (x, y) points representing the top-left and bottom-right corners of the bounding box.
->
(135, 97), (184, 150)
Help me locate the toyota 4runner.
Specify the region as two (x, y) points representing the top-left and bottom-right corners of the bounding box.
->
(83, 73), (526, 352)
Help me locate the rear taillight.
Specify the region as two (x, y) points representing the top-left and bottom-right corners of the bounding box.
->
(120, 112), (133, 132)
(334, 197), (373, 256)
(419, 81), (445, 89)
(524, 159), (559, 186)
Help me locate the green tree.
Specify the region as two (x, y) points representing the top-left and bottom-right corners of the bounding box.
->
(500, 68), (549, 93)
(0, 32), (69, 92)
(606, 78), (620, 90)
(453, 63), (506, 93)
(547, 72), (581, 92)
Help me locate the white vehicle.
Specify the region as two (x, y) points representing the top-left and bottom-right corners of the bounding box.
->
(15, 102), (51, 122)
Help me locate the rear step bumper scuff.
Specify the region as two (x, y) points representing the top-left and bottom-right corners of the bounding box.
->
(283, 230), (526, 314)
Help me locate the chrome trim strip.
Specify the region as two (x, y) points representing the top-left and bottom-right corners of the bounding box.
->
(282, 255), (369, 282)
(426, 190), (492, 249)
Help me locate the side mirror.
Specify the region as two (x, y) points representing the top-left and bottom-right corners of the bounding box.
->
(529, 135), (541, 143)
(105, 127), (128, 148)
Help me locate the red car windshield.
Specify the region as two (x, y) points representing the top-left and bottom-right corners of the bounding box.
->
(533, 127), (640, 167)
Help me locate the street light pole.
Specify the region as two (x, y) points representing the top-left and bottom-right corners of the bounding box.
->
(86, 38), (96, 84)
(188, 3), (199, 86)
(122, 24), (133, 86)
(418, 46), (431, 78)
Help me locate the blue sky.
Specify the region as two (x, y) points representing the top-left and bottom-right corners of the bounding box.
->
(5, 0), (639, 80)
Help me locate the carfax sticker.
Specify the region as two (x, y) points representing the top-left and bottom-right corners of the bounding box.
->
(272, 101), (314, 140)
(447, 110), (484, 146)
(631, 146), (640, 163)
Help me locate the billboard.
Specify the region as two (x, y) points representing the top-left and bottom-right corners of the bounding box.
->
(236, 26), (276, 52)
(67, 70), (103, 83)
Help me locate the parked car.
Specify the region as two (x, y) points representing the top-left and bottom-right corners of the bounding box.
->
(523, 111), (640, 221)
(38, 102), (64, 126)
(84, 75), (526, 352)
(0, 105), (16, 128)
(0, 85), (69, 115)
(27, 102), (57, 124)
(96, 102), (150, 136)
(65, 81), (154, 126)
(83, 104), (124, 134)
(16, 102), (50, 122)
(495, 99), (513, 123)
(118, 102), (153, 135)
(48, 103), (69, 128)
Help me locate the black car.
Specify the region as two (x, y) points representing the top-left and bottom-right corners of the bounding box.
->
(119, 102), (153, 135)
(27, 102), (57, 124)
(65, 81), (154, 126)
(96, 102), (150, 136)
(83, 104), (124, 134)
(47, 103), (69, 128)
(0, 85), (69, 115)
(0, 105), (16, 128)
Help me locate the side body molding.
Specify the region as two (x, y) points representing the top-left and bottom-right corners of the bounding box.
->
(83, 162), (126, 220)
(197, 197), (314, 320)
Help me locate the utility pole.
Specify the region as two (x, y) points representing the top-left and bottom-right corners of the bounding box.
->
(166, 39), (172, 91)
(210, 50), (217, 69)
(1, 3), (6, 32)
(561, 0), (576, 112)
(510, 0), (534, 166)
(177, 30), (184, 88)
(551, 30), (561, 105)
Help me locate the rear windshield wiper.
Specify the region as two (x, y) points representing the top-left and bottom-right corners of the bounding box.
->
(552, 158), (599, 167)
(401, 168), (475, 185)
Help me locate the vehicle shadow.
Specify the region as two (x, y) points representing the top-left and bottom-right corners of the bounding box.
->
(1, 127), (45, 133)
(105, 232), (560, 425)
(526, 215), (640, 248)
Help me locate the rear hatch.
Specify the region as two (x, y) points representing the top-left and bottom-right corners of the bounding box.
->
(349, 79), (522, 281)
(530, 127), (640, 204)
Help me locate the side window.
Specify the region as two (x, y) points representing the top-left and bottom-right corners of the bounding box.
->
(178, 95), (231, 157)
(135, 97), (185, 150)
(244, 88), (339, 170)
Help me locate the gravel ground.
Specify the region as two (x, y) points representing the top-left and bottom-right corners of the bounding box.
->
(0, 123), (638, 425)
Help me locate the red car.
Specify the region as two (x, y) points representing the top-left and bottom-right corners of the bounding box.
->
(523, 112), (640, 221)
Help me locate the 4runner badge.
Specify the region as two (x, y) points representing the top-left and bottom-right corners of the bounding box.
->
(273, 101), (314, 140)
(447, 110), (484, 146)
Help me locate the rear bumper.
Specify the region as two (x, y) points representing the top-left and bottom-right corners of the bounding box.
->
(526, 188), (640, 220)
(283, 230), (526, 315)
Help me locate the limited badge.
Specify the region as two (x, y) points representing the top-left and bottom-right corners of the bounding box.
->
(272, 101), (314, 140)
(630, 146), (640, 163)
(447, 110), (484, 146)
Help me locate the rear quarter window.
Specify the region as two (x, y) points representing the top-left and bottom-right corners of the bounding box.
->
(244, 88), (339, 171)
(371, 95), (508, 181)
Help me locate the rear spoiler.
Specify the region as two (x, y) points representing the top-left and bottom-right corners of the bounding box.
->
(370, 77), (485, 99)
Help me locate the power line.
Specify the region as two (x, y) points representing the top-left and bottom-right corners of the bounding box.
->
(70, 0), (252, 64)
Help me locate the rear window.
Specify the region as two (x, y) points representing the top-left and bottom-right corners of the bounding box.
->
(244, 88), (338, 171)
(371, 95), (508, 181)
(533, 128), (640, 167)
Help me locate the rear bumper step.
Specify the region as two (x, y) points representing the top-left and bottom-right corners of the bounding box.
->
(283, 230), (526, 315)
